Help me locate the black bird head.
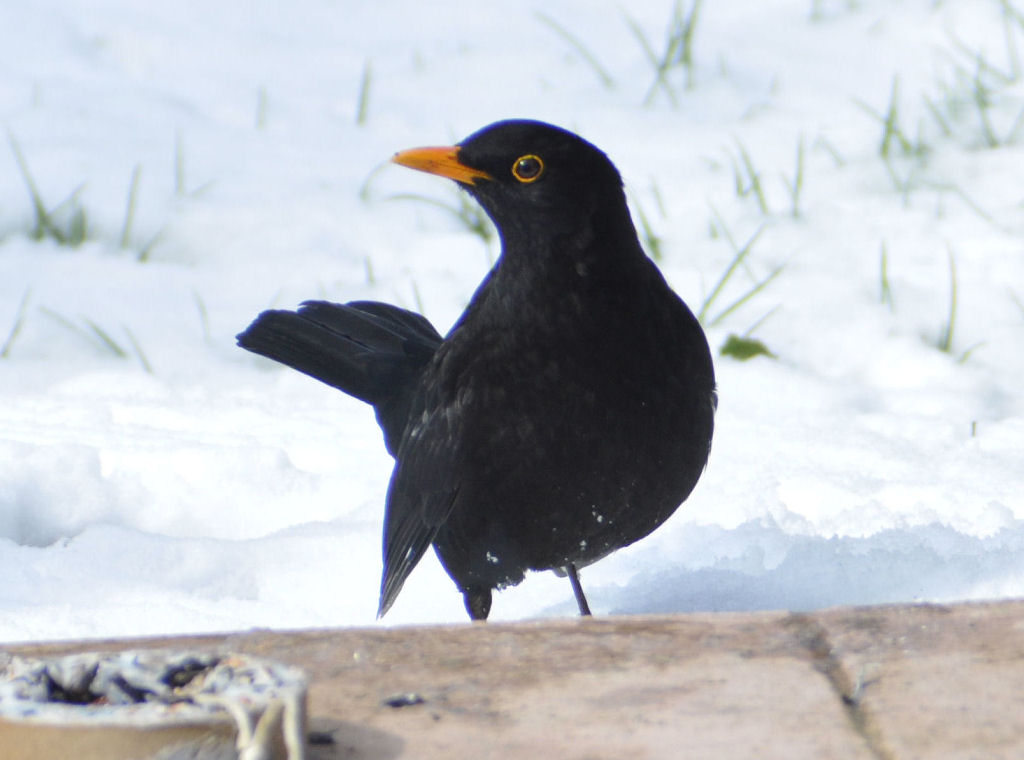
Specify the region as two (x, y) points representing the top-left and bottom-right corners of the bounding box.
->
(391, 120), (632, 246)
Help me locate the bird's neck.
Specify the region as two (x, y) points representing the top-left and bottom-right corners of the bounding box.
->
(498, 204), (645, 285)
(457, 209), (654, 336)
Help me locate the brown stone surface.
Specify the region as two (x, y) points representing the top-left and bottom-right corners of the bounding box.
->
(5, 600), (1023, 759)
(815, 603), (1024, 760)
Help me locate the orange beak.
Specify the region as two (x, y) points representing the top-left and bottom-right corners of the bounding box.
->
(391, 146), (492, 185)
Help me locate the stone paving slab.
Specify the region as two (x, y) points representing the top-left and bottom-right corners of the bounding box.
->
(5, 600), (1023, 759)
(814, 603), (1024, 760)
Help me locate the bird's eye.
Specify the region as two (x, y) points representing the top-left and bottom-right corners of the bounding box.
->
(511, 155), (544, 183)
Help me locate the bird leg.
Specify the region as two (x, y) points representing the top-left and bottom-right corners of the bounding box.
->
(565, 563), (592, 616)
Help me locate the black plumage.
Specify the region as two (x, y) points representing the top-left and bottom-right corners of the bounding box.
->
(238, 120), (716, 620)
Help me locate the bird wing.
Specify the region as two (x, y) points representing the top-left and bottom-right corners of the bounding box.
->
(376, 366), (467, 618)
(377, 484), (458, 618)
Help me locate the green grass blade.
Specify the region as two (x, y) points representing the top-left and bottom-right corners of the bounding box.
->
(879, 242), (894, 309)
(84, 319), (128, 357)
(39, 307), (80, 333)
(1010, 288), (1024, 318)
(358, 163), (389, 202)
(957, 341), (985, 364)
(697, 223), (764, 324)
(938, 246), (957, 353)
(1, 289), (32, 359)
(880, 76), (909, 158)
(814, 136), (846, 167)
(385, 192), (494, 243)
(734, 141), (768, 214)
(628, 192), (662, 262)
(923, 181), (1001, 229)
(137, 229), (164, 263)
(626, 15), (674, 107)
(193, 291), (211, 342)
(67, 205), (87, 246)
(123, 326), (152, 373)
(678, 0), (702, 90)
(356, 60), (372, 126)
(854, 77), (914, 159)
(8, 133), (62, 241)
(41, 308), (126, 357)
(923, 95), (952, 137)
(624, 14), (659, 69)
(411, 280), (425, 314)
(742, 305), (780, 337)
(708, 264), (784, 327)
(536, 12), (615, 89)
(120, 164), (142, 249)
(782, 135), (805, 218)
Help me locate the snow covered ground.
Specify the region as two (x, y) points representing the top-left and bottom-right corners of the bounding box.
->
(1, 0), (1022, 642)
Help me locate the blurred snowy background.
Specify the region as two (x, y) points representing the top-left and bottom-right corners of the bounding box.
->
(1, 0), (1022, 641)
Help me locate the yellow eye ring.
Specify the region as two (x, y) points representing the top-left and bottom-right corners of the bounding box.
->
(511, 154), (544, 183)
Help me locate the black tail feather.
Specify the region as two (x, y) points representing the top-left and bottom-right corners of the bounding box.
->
(237, 300), (441, 454)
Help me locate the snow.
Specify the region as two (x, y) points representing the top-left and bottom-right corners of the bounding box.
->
(1, 0), (1022, 642)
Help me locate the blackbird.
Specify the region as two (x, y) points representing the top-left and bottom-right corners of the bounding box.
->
(238, 120), (716, 621)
